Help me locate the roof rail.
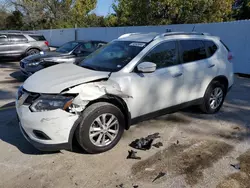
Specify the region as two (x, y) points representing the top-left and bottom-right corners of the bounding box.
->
(154, 32), (211, 40)
(118, 33), (141, 39)
(1, 30), (37, 34)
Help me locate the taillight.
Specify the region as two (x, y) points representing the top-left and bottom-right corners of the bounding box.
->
(45, 41), (49, 46)
(228, 52), (233, 61)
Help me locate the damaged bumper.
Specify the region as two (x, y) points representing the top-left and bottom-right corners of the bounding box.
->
(16, 104), (79, 151)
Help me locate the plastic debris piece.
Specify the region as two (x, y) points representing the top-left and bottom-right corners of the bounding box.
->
(153, 142), (163, 148)
(152, 172), (166, 182)
(133, 185), (139, 188)
(116, 183), (124, 188)
(127, 150), (141, 160)
(230, 163), (241, 170)
(176, 140), (179, 144)
(129, 133), (160, 150)
(145, 168), (155, 171)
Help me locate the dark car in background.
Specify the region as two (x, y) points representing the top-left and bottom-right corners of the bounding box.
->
(19, 40), (107, 76)
(0, 31), (50, 58)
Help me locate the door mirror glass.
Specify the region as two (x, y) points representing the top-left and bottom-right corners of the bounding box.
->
(137, 62), (156, 73)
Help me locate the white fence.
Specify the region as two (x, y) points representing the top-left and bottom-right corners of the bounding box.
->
(37, 20), (250, 74)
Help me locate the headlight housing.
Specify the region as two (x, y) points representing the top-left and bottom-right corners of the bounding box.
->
(30, 95), (74, 112)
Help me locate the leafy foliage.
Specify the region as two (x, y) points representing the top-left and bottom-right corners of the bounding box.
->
(0, 0), (248, 30)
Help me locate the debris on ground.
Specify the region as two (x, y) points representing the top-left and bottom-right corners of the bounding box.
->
(152, 172), (166, 182)
(176, 140), (179, 145)
(145, 168), (155, 172)
(129, 133), (160, 150)
(127, 150), (141, 160)
(152, 142), (163, 148)
(233, 126), (240, 131)
(116, 183), (124, 188)
(230, 163), (241, 170)
(133, 185), (139, 188)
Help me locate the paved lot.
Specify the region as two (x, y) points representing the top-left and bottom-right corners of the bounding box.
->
(0, 60), (250, 188)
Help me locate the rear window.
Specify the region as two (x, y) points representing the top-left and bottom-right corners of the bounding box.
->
(220, 40), (230, 52)
(29, 35), (46, 41)
(180, 40), (207, 63)
(205, 40), (218, 57)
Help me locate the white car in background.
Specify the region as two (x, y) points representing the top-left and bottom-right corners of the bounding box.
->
(16, 32), (234, 153)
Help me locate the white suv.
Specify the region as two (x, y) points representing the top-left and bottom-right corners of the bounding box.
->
(16, 32), (234, 153)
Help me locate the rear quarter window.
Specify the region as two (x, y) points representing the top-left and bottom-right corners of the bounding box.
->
(204, 40), (218, 57)
(179, 40), (207, 63)
(29, 35), (46, 41)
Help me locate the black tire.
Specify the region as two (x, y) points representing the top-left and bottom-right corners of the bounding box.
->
(200, 81), (226, 114)
(26, 48), (40, 56)
(75, 102), (125, 154)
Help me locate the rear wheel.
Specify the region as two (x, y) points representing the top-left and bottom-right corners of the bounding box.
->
(26, 48), (40, 56)
(200, 81), (226, 114)
(75, 102), (125, 154)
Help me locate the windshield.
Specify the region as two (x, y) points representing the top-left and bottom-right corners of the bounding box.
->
(78, 41), (147, 72)
(56, 42), (79, 53)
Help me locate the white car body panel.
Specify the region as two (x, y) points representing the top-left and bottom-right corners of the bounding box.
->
(23, 63), (110, 93)
(16, 32), (234, 151)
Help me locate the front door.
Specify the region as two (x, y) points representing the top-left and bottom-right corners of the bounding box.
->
(126, 40), (184, 118)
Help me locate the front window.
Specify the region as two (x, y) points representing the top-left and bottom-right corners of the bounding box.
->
(77, 41), (147, 72)
(56, 42), (79, 53)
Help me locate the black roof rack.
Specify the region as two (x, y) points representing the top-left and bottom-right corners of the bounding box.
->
(163, 32), (210, 37)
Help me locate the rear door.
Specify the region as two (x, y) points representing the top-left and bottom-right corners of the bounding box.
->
(178, 39), (209, 102)
(8, 34), (29, 56)
(0, 34), (10, 56)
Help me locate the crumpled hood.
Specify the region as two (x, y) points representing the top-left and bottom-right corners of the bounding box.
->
(23, 63), (110, 93)
(23, 51), (71, 62)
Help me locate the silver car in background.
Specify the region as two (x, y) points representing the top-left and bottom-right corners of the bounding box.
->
(0, 31), (50, 58)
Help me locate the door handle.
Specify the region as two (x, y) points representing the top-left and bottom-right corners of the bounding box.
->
(208, 64), (215, 68)
(172, 72), (183, 78)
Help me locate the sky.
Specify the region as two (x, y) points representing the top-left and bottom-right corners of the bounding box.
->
(94, 0), (115, 16)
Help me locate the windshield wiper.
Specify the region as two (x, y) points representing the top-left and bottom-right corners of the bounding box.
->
(81, 64), (98, 71)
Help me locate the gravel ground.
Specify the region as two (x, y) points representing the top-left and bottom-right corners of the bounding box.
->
(0, 60), (250, 188)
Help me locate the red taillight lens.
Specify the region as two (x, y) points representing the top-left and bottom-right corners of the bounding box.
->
(45, 41), (49, 46)
(228, 52), (233, 61)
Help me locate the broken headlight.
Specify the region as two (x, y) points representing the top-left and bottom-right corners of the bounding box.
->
(30, 95), (74, 112)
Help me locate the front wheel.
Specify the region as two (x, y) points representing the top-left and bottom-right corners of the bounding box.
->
(200, 81), (226, 114)
(75, 102), (125, 154)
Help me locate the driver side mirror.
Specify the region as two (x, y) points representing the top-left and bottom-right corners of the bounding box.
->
(137, 62), (156, 73)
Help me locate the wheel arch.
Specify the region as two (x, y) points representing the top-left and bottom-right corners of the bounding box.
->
(203, 75), (229, 98)
(211, 75), (229, 90)
(68, 94), (131, 150)
(25, 46), (42, 55)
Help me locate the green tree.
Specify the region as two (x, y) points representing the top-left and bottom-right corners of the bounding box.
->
(112, 0), (234, 26)
(233, 0), (250, 19)
(5, 10), (24, 30)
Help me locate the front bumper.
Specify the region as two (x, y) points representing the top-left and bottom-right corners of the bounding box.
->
(19, 122), (70, 151)
(16, 98), (79, 151)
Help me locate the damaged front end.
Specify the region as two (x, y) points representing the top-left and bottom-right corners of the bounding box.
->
(62, 79), (132, 114)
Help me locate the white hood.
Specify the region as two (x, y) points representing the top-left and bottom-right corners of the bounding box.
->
(23, 63), (110, 93)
